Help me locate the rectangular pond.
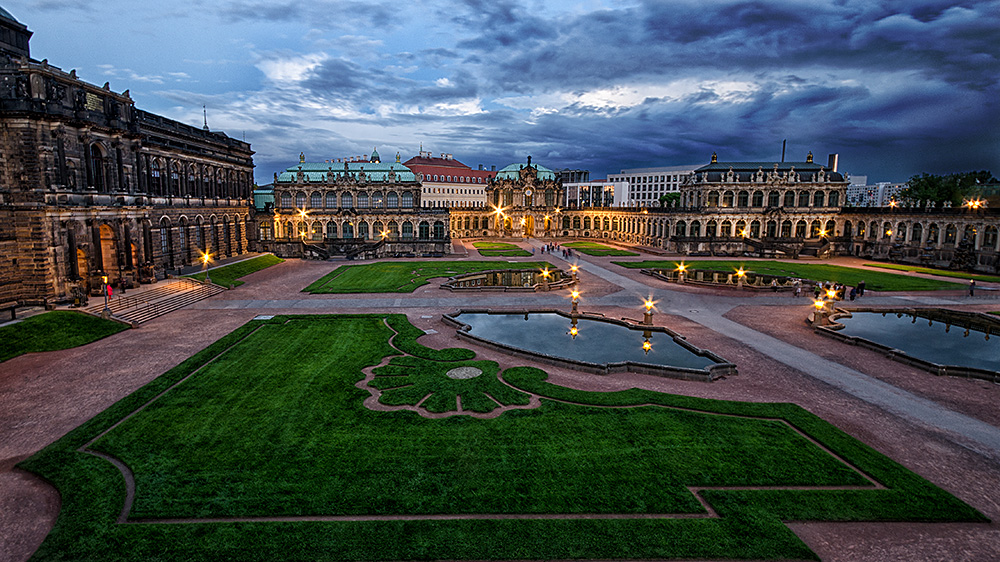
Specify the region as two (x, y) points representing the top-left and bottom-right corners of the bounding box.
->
(835, 312), (1000, 373)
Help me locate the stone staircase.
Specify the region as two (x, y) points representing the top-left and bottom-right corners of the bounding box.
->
(81, 278), (225, 325)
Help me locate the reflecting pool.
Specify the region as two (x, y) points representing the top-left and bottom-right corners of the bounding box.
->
(836, 312), (1000, 373)
(455, 312), (717, 370)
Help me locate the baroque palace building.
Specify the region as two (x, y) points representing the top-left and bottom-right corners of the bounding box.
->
(451, 152), (999, 272)
(450, 157), (563, 239)
(0, 8), (254, 304)
(254, 149), (450, 258)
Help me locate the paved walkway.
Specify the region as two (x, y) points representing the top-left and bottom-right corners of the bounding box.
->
(527, 239), (1000, 459)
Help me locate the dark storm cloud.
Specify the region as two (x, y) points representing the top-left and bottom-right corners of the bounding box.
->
(216, 1), (397, 27)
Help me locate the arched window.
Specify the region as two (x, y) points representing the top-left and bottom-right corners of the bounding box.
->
(583, 217), (591, 230)
(857, 222), (866, 237)
(419, 221), (430, 239)
(813, 191), (825, 207)
(372, 192), (384, 208)
(169, 163), (181, 196)
(768, 191), (780, 207)
(750, 220), (761, 237)
(828, 192), (840, 207)
(372, 221), (385, 238)
(707, 191), (720, 206)
(151, 159), (163, 195)
(911, 222), (922, 243)
(675, 221), (687, 236)
(311, 221), (322, 241)
(795, 220), (807, 238)
(402, 221), (414, 239)
(706, 220), (717, 237)
(752, 191), (764, 207)
(280, 193), (292, 209)
(388, 221), (399, 239)
(944, 224), (957, 243)
(357, 221), (370, 240)
(737, 191), (749, 207)
(90, 144), (108, 192)
(797, 191), (809, 207)
(603, 217), (610, 230)
(896, 222), (907, 242)
(310, 192), (321, 209)
(722, 191), (734, 207)
(766, 220), (777, 237)
(327, 222), (337, 238)
(984, 225), (998, 250)
(562, 216), (571, 229)
(342, 193), (353, 208)
(295, 192), (306, 209)
(342, 222), (354, 238)
(401, 192), (413, 208)
(810, 220), (821, 237)
(780, 220), (792, 237)
(357, 192), (369, 208)
(186, 166), (197, 197)
(387, 192), (398, 208)
(572, 216), (581, 229)
(783, 191), (795, 207)
(825, 220), (836, 236)
(326, 192), (337, 208)
(690, 221), (701, 237)
(433, 221), (445, 239)
(721, 220), (733, 237)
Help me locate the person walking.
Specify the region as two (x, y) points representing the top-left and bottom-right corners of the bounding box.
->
(858, 280), (866, 297)
(849, 287), (857, 301)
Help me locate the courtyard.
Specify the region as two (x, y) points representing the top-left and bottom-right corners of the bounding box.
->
(2, 239), (1000, 561)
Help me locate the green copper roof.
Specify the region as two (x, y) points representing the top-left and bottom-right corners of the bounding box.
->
(276, 161), (418, 184)
(495, 162), (556, 181)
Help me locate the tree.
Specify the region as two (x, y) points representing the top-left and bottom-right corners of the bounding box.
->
(658, 192), (681, 207)
(901, 171), (997, 206)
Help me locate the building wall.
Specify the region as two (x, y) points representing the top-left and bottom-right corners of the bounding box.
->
(0, 38), (254, 303)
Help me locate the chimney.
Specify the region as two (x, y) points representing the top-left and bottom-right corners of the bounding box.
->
(491, 165), (496, 171)
(827, 154), (839, 172)
(478, 164), (483, 170)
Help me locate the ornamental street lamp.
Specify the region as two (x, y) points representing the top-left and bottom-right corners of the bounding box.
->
(643, 298), (655, 326)
(200, 250), (213, 284)
(735, 267), (746, 289)
(676, 262), (687, 283)
(571, 289), (580, 315)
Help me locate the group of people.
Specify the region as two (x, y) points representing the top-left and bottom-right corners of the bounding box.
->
(540, 243), (574, 258)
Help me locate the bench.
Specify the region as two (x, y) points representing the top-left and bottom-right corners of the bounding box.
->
(0, 301), (17, 321)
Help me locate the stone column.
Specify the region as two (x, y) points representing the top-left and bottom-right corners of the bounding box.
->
(67, 223), (79, 280)
(90, 220), (103, 273)
(123, 221), (134, 269)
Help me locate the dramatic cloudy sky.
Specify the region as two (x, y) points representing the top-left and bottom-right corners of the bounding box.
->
(6, 0), (999, 183)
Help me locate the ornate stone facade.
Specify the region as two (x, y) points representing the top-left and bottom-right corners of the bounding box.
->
(257, 151), (450, 258)
(0, 10), (254, 304)
(462, 157), (563, 238)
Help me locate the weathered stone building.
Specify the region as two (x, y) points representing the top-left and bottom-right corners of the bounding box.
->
(0, 8), (255, 304)
(255, 150), (450, 258)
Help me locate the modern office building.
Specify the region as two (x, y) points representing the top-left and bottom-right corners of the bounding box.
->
(607, 164), (700, 206)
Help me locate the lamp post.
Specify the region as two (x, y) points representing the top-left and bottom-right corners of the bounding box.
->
(101, 275), (110, 318)
(570, 264), (579, 282)
(735, 267), (746, 289)
(571, 289), (580, 316)
(540, 267), (551, 291)
(200, 251), (213, 284)
(676, 262), (687, 284)
(643, 298), (654, 326)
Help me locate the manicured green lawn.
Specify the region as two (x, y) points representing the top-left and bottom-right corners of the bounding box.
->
(304, 260), (554, 293)
(563, 241), (639, 256)
(20, 315), (983, 561)
(863, 263), (1000, 284)
(186, 254), (284, 287)
(0, 311), (128, 363)
(613, 260), (966, 291)
(473, 241), (531, 257)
